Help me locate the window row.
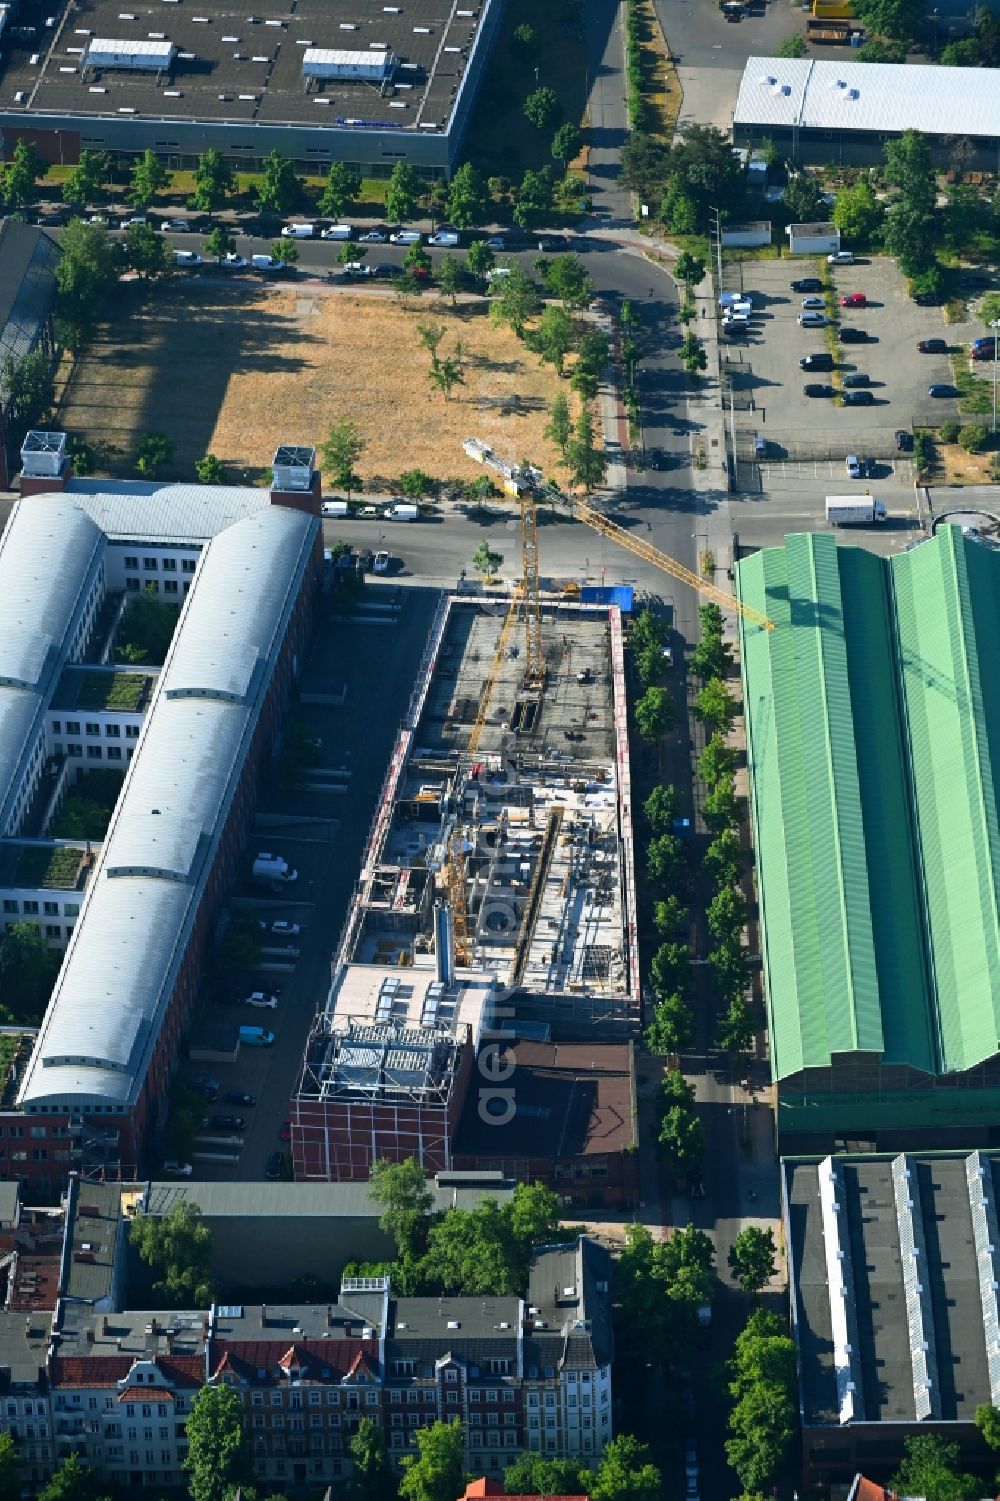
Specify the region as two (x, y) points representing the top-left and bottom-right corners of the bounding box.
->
(2, 900), (78, 917)
(122, 556), (197, 573)
(52, 721), (138, 738)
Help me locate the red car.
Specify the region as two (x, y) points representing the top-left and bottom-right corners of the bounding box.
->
(840, 292), (867, 307)
(279, 1119), (292, 1141)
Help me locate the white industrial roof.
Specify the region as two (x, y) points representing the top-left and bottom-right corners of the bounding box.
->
(87, 37), (175, 58)
(734, 56), (1000, 139)
(18, 506), (317, 1110)
(0, 501), (103, 824)
(69, 483), (272, 544)
(302, 48), (388, 67)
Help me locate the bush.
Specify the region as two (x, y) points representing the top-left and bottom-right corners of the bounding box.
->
(776, 33), (806, 56)
(939, 420), (961, 444)
(912, 430), (936, 474)
(959, 423), (989, 453)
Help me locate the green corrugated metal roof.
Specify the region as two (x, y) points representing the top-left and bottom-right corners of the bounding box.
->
(738, 527), (1000, 1085)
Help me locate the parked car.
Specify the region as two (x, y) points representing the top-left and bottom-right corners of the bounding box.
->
(843, 389), (876, 405)
(266, 1150), (284, 1179)
(342, 262), (373, 277)
(251, 254), (281, 270)
(804, 383), (835, 397)
(791, 277), (823, 293)
(918, 337), (948, 353)
(754, 435), (767, 459)
(840, 292), (867, 307)
(801, 352), (834, 371)
(187, 1076), (220, 1100)
(843, 372), (871, 388)
(358, 228), (387, 242)
(219, 252), (247, 269)
(389, 229), (422, 245)
(928, 383), (954, 397)
(537, 236), (565, 251)
(279, 1120), (292, 1141)
(800, 295), (825, 310)
(828, 249), (855, 264)
(174, 250), (202, 266)
(896, 429), (914, 452)
(260, 919), (301, 937)
(227, 1090), (256, 1106)
(373, 262), (403, 278)
(428, 231), (460, 247)
(204, 1114), (245, 1132)
(798, 312), (826, 327)
(839, 326), (869, 343)
(240, 1026), (276, 1047)
(163, 1160), (193, 1176)
(244, 991), (279, 1009)
(846, 454), (862, 479)
(160, 218), (191, 232)
(486, 235), (506, 250)
(373, 550), (390, 573)
(859, 457), (878, 477)
(914, 290), (943, 306)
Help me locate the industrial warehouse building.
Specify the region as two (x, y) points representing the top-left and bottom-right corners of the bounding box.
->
(738, 528), (1000, 1151)
(0, 0), (504, 174)
(0, 434), (321, 1192)
(784, 1150), (1000, 1487)
(733, 56), (1000, 168)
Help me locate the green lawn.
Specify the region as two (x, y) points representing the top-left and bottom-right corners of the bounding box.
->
(74, 671), (147, 711)
(950, 352), (993, 415)
(15, 845), (84, 889)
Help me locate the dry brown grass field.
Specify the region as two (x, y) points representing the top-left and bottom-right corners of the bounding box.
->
(53, 280), (574, 487)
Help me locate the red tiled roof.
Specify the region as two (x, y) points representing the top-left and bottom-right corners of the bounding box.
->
(210, 1340), (379, 1383)
(50, 1355), (204, 1388)
(854, 1480), (889, 1501)
(460, 1484), (590, 1501)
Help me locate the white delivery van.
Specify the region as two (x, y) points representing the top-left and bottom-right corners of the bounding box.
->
(321, 500), (350, 518)
(252, 852), (299, 883)
(281, 222), (316, 238)
(387, 503), (419, 521)
(251, 254), (280, 270)
(428, 231), (460, 247)
(320, 224), (353, 241)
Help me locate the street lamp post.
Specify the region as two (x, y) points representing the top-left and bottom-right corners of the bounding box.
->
(708, 206), (723, 289)
(992, 319), (1000, 434)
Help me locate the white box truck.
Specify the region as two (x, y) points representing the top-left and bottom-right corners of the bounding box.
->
(387, 503), (419, 521)
(281, 222), (316, 239)
(826, 495), (887, 526)
(252, 852), (299, 884)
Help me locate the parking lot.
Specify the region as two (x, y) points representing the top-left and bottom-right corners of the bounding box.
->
(725, 254), (960, 464)
(167, 582), (443, 1184)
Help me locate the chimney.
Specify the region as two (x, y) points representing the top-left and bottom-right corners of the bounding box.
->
(150, 1317), (158, 1335)
(166, 1330), (175, 1352)
(19, 431), (72, 497)
(269, 444), (320, 516)
(261, 1304), (267, 1328)
(434, 902), (455, 987)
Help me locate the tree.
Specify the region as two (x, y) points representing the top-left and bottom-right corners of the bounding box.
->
(532, 305), (576, 373)
(885, 129), (936, 214)
(429, 348), (464, 400)
(321, 418), (366, 500)
(183, 1384), (252, 1501)
(256, 149), (301, 218)
(707, 884), (748, 941)
(705, 827), (743, 886)
(726, 1378), (797, 1493)
(941, 35), (982, 63)
(129, 1200), (214, 1305)
(647, 833), (683, 888)
(62, 149), (108, 211)
(659, 1102), (704, 1170)
(679, 332), (707, 378)
(2, 348), (53, 426)
(473, 540), (504, 577)
(644, 783), (679, 832)
(320, 161), (362, 219)
(369, 1157), (434, 1259)
(959, 423), (989, 453)
(405, 241), (433, 278)
(416, 320), (446, 358)
(54, 219), (123, 351)
(0, 1436), (18, 1501)
(446, 161), (489, 227)
(551, 122), (583, 168)
(386, 161), (420, 224)
(675, 250), (706, 287)
(635, 684), (674, 740)
(192, 148), (234, 216)
(856, 35), (906, 58)
(513, 168), (554, 230)
(400, 1418), (465, 1501)
(728, 1226), (777, 1294)
(37, 1455), (104, 1501)
(466, 239), (495, 283)
(399, 469), (435, 499)
(511, 21), (536, 50)
(0, 921), (59, 1024)
(703, 774), (741, 833)
(271, 237), (299, 266)
(590, 1435), (662, 1501)
(653, 894), (688, 938)
(195, 454), (226, 484)
(488, 266), (540, 337)
(350, 1417), (395, 1501)
(852, 0), (922, 40)
(698, 732), (738, 787)
(976, 1403), (1000, 1450)
(570, 327), (610, 401)
(122, 222), (172, 280)
(662, 125), (745, 234)
(891, 1436), (980, 1501)
(1, 139), (41, 208)
(694, 677), (736, 732)
(776, 32), (806, 56)
(503, 1455), (586, 1496)
(128, 148), (170, 208)
(523, 86), (562, 130)
(538, 252), (592, 308)
(135, 432), (173, 478)
(832, 178), (886, 246)
(621, 132), (671, 203)
(116, 585), (178, 665)
(564, 407), (607, 494)
(650, 941), (691, 997)
(646, 992), (694, 1054)
(436, 254), (466, 303)
(545, 392), (572, 455)
(718, 993), (755, 1054)
(710, 939), (751, 1003)
(203, 225), (237, 262)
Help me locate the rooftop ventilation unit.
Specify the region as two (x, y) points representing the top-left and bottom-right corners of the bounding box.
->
(271, 444), (316, 491)
(302, 46), (394, 80)
(21, 431), (67, 477)
(85, 36), (176, 69)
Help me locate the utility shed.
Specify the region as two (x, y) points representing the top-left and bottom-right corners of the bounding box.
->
(738, 528), (1000, 1149)
(85, 38), (176, 70)
(301, 48), (395, 81)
